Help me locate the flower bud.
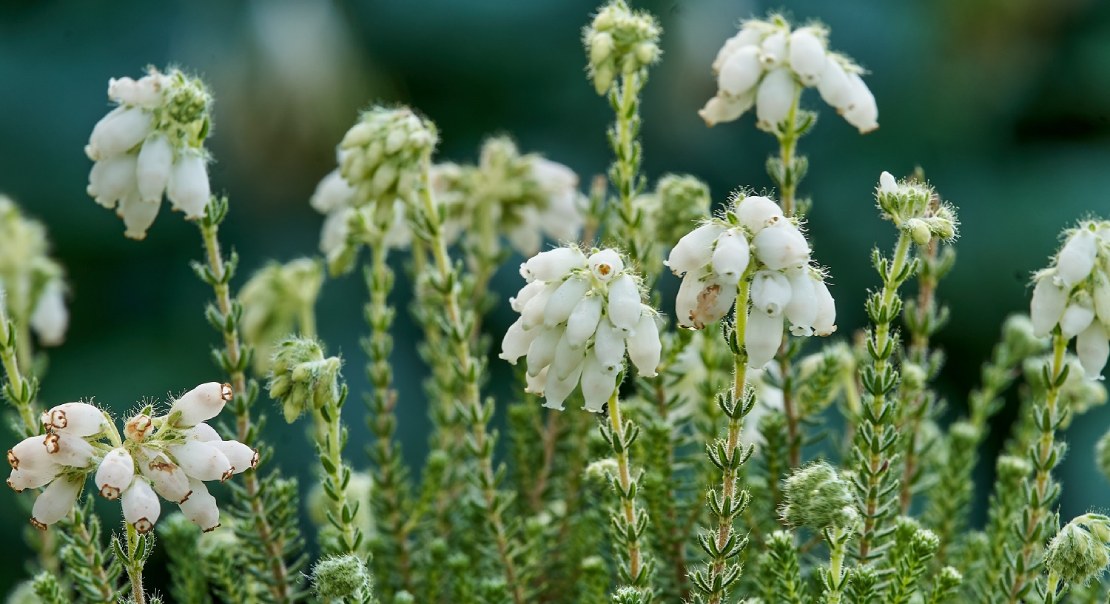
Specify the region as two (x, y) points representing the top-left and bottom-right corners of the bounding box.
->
(179, 478), (220, 531)
(311, 554), (372, 602)
(780, 461), (858, 530)
(268, 338), (342, 423)
(718, 46), (762, 96)
(40, 402), (106, 437)
(753, 223), (810, 270)
(626, 311), (661, 377)
(755, 68), (796, 133)
(751, 270), (792, 316)
(521, 247), (586, 282)
(122, 478), (161, 533)
(95, 447), (135, 500)
(170, 382), (232, 428)
(30, 475), (84, 530)
(666, 223), (724, 276)
(1077, 320), (1108, 379)
(735, 196), (783, 234)
(905, 218), (932, 246)
(136, 134), (174, 203)
(1045, 515), (1110, 585)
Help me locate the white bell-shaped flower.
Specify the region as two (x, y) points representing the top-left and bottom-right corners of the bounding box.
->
(565, 294), (604, 348)
(121, 478), (161, 533)
(87, 107), (153, 160)
(212, 440), (258, 474)
(879, 171), (899, 196)
(580, 350), (618, 413)
(692, 280), (739, 330)
(755, 68), (797, 132)
(699, 94), (755, 127)
(544, 277), (590, 328)
(42, 433), (95, 468)
(1060, 296), (1096, 339)
(543, 361), (583, 411)
(753, 222), (811, 270)
(310, 170), (356, 213)
(552, 333), (586, 380)
(785, 269), (819, 335)
(817, 56), (851, 110)
(607, 275), (642, 333)
(842, 73), (879, 134)
(751, 270), (792, 316)
(166, 152), (211, 219)
(7, 436), (56, 471)
(30, 475), (84, 530)
(812, 279), (837, 336)
(30, 279), (68, 347)
(499, 319), (534, 365)
(7, 465), (58, 492)
(593, 318), (627, 370)
(588, 249), (624, 282)
(735, 196), (784, 233)
(1077, 321), (1109, 379)
(788, 28), (826, 85)
(168, 440), (233, 482)
(746, 308), (784, 369)
(712, 24), (765, 73)
(139, 450), (192, 504)
(711, 230), (751, 285)
(1056, 228), (1098, 288)
(526, 327), (561, 378)
(170, 382), (233, 427)
(1031, 274), (1068, 337)
(87, 154), (138, 209)
(95, 447), (135, 500)
(136, 134), (174, 203)
(666, 223), (725, 276)
(626, 311), (662, 377)
(40, 402), (105, 437)
(179, 478), (220, 531)
(521, 247), (587, 282)
(117, 193), (161, 240)
(759, 31), (788, 67)
(510, 280), (547, 313)
(185, 422), (221, 442)
(719, 46), (762, 96)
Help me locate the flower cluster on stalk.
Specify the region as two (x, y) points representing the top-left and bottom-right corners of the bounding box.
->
(6, 382), (255, 533)
(0, 197), (68, 346)
(700, 15), (877, 133)
(500, 246), (661, 411)
(1030, 219), (1110, 378)
(665, 193), (835, 368)
(583, 0), (662, 95)
(85, 68), (214, 239)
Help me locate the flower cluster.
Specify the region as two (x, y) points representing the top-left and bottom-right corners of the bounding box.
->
(665, 194), (835, 368)
(0, 197), (68, 346)
(1044, 513), (1110, 586)
(6, 383), (255, 533)
(1030, 220), (1110, 378)
(875, 171), (959, 243)
(85, 68), (214, 239)
(583, 0), (662, 95)
(239, 258), (324, 373)
(780, 461), (859, 531)
(500, 246), (661, 411)
(699, 15), (877, 134)
(268, 337), (343, 423)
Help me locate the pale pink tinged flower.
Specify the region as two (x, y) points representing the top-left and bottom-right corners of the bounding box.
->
(170, 382), (233, 427)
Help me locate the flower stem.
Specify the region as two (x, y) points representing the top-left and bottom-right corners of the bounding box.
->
(604, 387), (650, 591)
(1005, 332), (1068, 603)
(0, 295), (40, 437)
(824, 527), (851, 604)
(197, 206), (293, 602)
(609, 71), (651, 275)
(416, 162), (526, 604)
(123, 523), (146, 604)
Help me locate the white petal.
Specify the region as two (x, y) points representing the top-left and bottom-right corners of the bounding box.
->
(593, 318), (626, 370)
(30, 280), (68, 347)
(751, 270), (793, 317)
(88, 106), (151, 160)
(522, 282), (560, 330)
(746, 309), (784, 369)
(788, 28), (826, 85)
(698, 93), (754, 127)
(310, 170), (356, 213)
(735, 196), (784, 234)
(711, 229), (751, 285)
(713, 25), (764, 73)
(167, 153), (211, 219)
(185, 423), (221, 442)
(95, 447), (135, 500)
(8, 436), (58, 472)
(169, 441), (233, 482)
(1060, 300), (1095, 339)
(879, 171), (898, 195)
(499, 318), (536, 365)
(525, 366), (548, 396)
(817, 56), (852, 110)
(580, 351), (618, 413)
(31, 476), (83, 529)
(170, 382), (232, 427)
(675, 272), (704, 330)
(117, 191), (160, 240)
(692, 279), (738, 329)
(627, 311), (662, 377)
(666, 223), (725, 276)
(543, 361), (583, 411)
(553, 331), (587, 380)
(753, 223), (811, 270)
(212, 440), (258, 474)
(139, 450), (192, 504)
(1077, 321), (1109, 379)
(842, 74), (878, 133)
(607, 275), (641, 334)
(179, 478), (220, 531)
(521, 247), (586, 282)
(526, 327), (561, 377)
(40, 402), (106, 438)
(785, 269), (818, 334)
(121, 479), (160, 533)
(566, 294), (604, 348)
(1056, 229), (1098, 288)
(87, 155), (137, 209)
(544, 277), (591, 327)
(7, 466), (58, 492)
(755, 68), (797, 132)
(759, 31), (787, 67)
(588, 249), (624, 282)
(719, 46), (763, 96)
(42, 433), (95, 468)
(1030, 275), (1067, 337)
(510, 280), (548, 313)
(812, 280), (837, 336)
(319, 208), (353, 255)
(136, 134), (173, 203)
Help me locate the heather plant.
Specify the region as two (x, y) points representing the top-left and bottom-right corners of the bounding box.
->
(3, 3), (1110, 604)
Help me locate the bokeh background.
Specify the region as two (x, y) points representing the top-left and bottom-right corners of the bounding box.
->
(2, 0), (1109, 593)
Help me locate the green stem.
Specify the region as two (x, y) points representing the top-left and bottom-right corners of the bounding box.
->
(606, 387), (649, 587)
(1006, 332), (1068, 603)
(776, 87), (803, 218)
(825, 528), (850, 604)
(0, 298), (39, 436)
(609, 71), (651, 275)
(124, 523), (146, 604)
(1044, 571), (1062, 604)
(417, 161), (526, 604)
(314, 397), (357, 554)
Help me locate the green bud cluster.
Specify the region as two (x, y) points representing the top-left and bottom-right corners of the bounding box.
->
(339, 106), (438, 207)
(311, 554), (373, 603)
(780, 461), (858, 531)
(877, 173), (958, 244)
(268, 337), (343, 423)
(644, 174), (711, 248)
(239, 258), (324, 373)
(1045, 514), (1110, 586)
(151, 68), (213, 150)
(583, 0), (661, 95)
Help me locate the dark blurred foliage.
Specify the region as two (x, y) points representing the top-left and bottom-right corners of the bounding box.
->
(1, 0), (1109, 593)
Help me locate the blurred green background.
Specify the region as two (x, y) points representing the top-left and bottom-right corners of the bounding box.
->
(2, 0), (1110, 593)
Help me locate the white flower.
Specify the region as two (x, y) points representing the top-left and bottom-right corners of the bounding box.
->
(718, 46), (762, 97)
(42, 433), (96, 468)
(30, 475), (84, 530)
(180, 478), (221, 532)
(755, 68), (797, 132)
(121, 478), (161, 533)
(1056, 228), (1098, 288)
(139, 450), (192, 504)
(136, 133), (174, 203)
(1060, 295), (1095, 339)
(746, 308), (784, 369)
(753, 222), (810, 270)
(95, 447), (135, 500)
(40, 402), (105, 436)
(666, 223), (725, 276)
(788, 28), (826, 85)
(842, 73), (879, 134)
(1031, 273), (1068, 337)
(501, 246), (659, 411)
(751, 270), (792, 316)
(735, 196), (784, 233)
(30, 278), (68, 346)
(166, 152), (211, 219)
(168, 440), (233, 483)
(1078, 321), (1109, 379)
(711, 230), (751, 284)
(169, 382), (233, 428)
(812, 279), (838, 336)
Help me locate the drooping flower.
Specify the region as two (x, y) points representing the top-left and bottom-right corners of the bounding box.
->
(0, 197), (70, 347)
(700, 15), (877, 134)
(6, 383), (253, 534)
(665, 193), (836, 368)
(500, 246), (661, 412)
(85, 68), (214, 239)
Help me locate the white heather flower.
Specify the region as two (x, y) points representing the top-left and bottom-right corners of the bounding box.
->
(7, 465), (58, 492)
(139, 450), (192, 504)
(701, 17), (877, 133)
(30, 475), (84, 530)
(212, 440), (258, 474)
(753, 222), (811, 270)
(1078, 321), (1109, 379)
(751, 270), (792, 316)
(735, 196), (784, 233)
(502, 246), (660, 411)
(812, 279), (838, 336)
(1056, 228), (1098, 288)
(746, 308), (784, 369)
(7, 436), (58, 471)
(666, 223), (725, 276)
(121, 478), (161, 533)
(583, 0), (661, 95)
(85, 68), (214, 239)
(784, 268), (819, 336)
(168, 440), (233, 483)
(94, 447), (135, 500)
(1031, 273), (1068, 337)
(169, 382), (233, 427)
(180, 478), (221, 531)
(711, 230), (751, 283)
(30, 278), (68, 346)
(1060, 295), (1095, 339)
(42, 433), (96, 468)
(40, 402), (106, 436)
